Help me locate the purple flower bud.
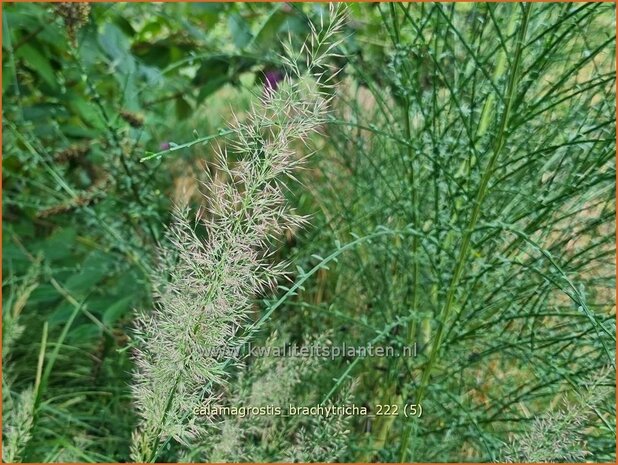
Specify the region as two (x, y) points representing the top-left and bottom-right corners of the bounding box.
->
(160, 142), (171, 150)
(264, 69), (284, 94)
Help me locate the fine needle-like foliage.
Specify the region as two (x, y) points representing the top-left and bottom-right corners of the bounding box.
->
(130, 6), (346, 462)
(294, 2), (615, 461)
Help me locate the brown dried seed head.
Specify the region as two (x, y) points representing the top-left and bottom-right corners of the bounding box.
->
(120, 110), (145, 128)
(54, 144), (90, 163)
(53, 3), (91, 46)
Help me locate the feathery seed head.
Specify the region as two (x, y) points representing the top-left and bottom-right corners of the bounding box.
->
(130, 5), (346, 460)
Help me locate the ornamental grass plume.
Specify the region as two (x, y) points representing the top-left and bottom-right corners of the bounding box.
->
(2, 387), (35, 464)
(183, 333), (352, 462)
(130, 6), (346, 462)
(500, 368), (614, 463)
(2, 259), (41, 463)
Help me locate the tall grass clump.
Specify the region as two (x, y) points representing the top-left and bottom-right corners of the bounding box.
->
(287, 2), (615, 461)
(130, 6), (345, 462)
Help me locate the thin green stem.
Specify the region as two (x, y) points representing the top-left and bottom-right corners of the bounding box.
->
(398, 4), (532, 461)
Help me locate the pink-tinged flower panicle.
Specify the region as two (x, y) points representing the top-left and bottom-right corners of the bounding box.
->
(130, 5), (346, 462)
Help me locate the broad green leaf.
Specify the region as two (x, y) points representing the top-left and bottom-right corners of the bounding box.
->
(102, 295), (134, 326)
(64, 255), (111, 298)
(66, 94), (106, 130)
(34, 227), (77, 262)
(196, 75), (228, 102)
(48, 302), (75, 326)
(2, 61), (14, 94)
(193, 57), (229, 86)
(252, 7), (286, 48)
(175, 96), (192, 120)
(228, 13), (253, 50)
(99, 23), (136, 75)
(16, 43), (58, 91)
(66, 323), (101, 344)
(29, 284), (61, 306)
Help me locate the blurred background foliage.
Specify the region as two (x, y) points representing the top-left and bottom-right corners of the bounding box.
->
(2, 2), (616, 462)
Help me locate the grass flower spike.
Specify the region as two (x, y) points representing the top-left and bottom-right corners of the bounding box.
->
(130, 6), (346, 462)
